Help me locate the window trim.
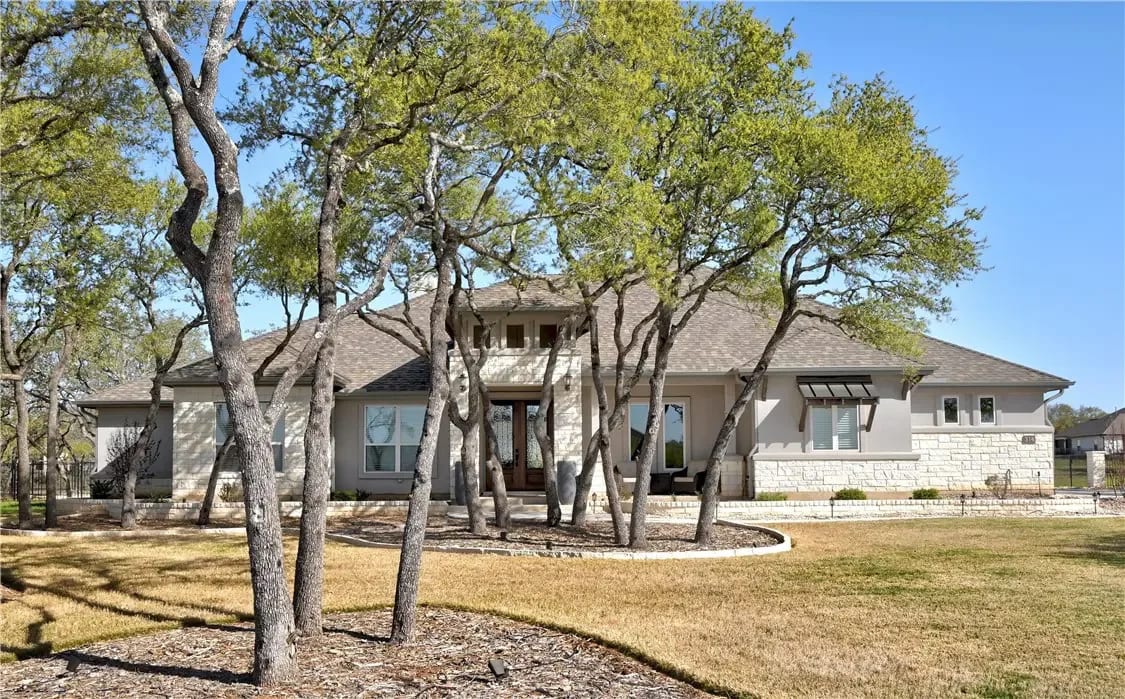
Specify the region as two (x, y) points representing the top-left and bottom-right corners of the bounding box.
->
(978, 395), (996, 425)
(808, 404), (861, 452)
(505, 322), (526, 349)
(215, 402), (284, 472)
(627, 398), (689, 473)
(942, 396), (960, 425)
(362, 404), (425, 475)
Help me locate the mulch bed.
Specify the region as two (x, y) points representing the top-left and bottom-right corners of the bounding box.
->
(1, 514), (245, 532)
(331, 518), (779, 552)
(0, 608), (711, 698)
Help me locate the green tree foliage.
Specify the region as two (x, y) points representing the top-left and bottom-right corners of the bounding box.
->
(1049, 403), (1109, 432)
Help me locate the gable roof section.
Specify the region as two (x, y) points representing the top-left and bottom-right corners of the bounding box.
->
(1058, 408), (1125, 438)
(82, 279), (1072, 403)
(79, 378), (172, 406)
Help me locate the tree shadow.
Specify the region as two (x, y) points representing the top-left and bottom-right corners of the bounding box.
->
(322, 626), (390, 644)
(1053, 531), (1125, 568)
(59, 650), (252, 685)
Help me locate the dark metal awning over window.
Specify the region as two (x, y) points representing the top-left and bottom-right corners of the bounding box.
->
(797, 375), (880, 432)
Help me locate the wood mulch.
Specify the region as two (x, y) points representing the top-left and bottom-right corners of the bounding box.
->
(0, 608), (712, 698)
(331, 518), (779, 552)
(0, 514), (245, 532)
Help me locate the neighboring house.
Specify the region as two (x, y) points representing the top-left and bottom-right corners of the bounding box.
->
(1055, 408), (1125, 455)
(78, 280), (1072, 501)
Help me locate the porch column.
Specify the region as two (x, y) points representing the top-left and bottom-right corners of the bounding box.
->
(553, 356), (591, 504)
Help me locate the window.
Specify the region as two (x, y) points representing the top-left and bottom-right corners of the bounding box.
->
(979, 396), (995, 425)
(472, 325), (487, 349)
(215, 402), (284, 472)
(943, 397), (960, 425)
(629, 400), (687, 471)
(365, 405), (425, 473)
(539, 323), (558, 349)
(810, 405), (859, 451)
(505, 323), (526, 348)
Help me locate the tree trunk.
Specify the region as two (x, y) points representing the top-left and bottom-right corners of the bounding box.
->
(479, 384), (512, 530)
(44, 331), (74, 529)
(293, 341), (333, 635)
(599, 430), (627, 545)
(628, 310), (673, 549)
(197, 435), (233, 525)
(533, 339), (564, 526)
(389, 251), (452, 645)
(292, 150), (347, 637)
(457, 409), (487, 535)
(13, 380), (32, 529)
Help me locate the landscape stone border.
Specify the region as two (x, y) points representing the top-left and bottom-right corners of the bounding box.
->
(0, 526), (246, 538)
(324, 521), (791, 560)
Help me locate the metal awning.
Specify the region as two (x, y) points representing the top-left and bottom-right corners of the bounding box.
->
(797, 375), (879, 399)
(796, 375), (880, 432)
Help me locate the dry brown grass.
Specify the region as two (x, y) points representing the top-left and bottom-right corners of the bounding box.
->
(2, 517), (1123, 698)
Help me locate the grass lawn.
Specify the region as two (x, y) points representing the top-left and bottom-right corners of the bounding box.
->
(0, 500), (44, 518)
(1054, 457), (1088, 488)
(2, 518), (1123, 698)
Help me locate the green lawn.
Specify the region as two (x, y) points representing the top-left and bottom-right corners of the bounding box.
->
(0, 500), (44, 518)
(1054, 456), (1088, 488)
(2, 518), (1123, 698)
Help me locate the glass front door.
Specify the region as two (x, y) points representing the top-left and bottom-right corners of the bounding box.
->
(486, 399), (548, 491)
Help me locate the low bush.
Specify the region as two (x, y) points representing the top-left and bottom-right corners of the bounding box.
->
(331, 490), (373, 502)
(833, 488), (867, 500)
(755, 492), (788, 501)
(89, 480), (114, 499)
(218, 482), (243, 503)
(984, 474), (1010, 499)
(912, 488), (941, 500)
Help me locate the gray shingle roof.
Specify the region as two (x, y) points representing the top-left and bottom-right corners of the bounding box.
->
(83, 278), (1071, 403)
(1058, 408), (1125, 438)
(79, 378), (173, 406)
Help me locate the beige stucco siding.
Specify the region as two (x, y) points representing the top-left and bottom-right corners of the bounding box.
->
(755, 372), (913, 456)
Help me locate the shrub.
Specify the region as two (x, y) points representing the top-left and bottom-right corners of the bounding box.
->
(833, 488), (867, 500)
(984, 474), (1010, 499)
(756, 492), (788, 501)
(332, 489), (374, 502)
(912, 488), (941, 500)
(89, 480), (114, 499)
(218, 482), (243, 503)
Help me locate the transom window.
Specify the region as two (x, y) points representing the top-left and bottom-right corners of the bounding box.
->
(505, 323), (526, 348)
(810, 405), (859, 451)
(364, 405), (425, 473)
(943, 397), (960, 425)
(979, 396), (995, 424)
(629, 401), (687, 471)
(215, 402), (284, 472)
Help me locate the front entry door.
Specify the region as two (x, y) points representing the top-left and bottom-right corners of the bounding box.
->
(486, 400), (549, 491)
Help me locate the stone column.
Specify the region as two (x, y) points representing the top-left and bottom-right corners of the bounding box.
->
(1086, 451), (1106, 489)
(553, 355), (586, 504)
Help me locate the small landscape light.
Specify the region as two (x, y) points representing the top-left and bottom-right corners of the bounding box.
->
(829, 496), (835, 518)
(499, 530), (508, 541)
(960, 493), (966, 517)
(488, 658), (509, 679)
(65, 657), (80, 673)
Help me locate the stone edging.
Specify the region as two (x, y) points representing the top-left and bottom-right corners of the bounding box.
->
(324, 522), (791, 560)
(0, 526), (246, 538)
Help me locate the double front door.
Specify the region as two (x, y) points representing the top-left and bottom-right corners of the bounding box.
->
(486, 400), (550, 491)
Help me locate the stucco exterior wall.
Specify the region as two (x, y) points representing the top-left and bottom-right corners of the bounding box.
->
(171, 385), (310, 499)
(94, 405), (174, 496)
(754, 371), (913, 456)
(910, 386), (1049, 427)
(332, 395), (450, 499)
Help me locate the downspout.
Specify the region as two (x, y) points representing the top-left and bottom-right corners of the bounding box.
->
(1041, 387), (1068, 427)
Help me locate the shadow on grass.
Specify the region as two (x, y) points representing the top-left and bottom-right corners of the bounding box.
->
(2, 536), (254, 661)
(1054, 531), (1125, 568)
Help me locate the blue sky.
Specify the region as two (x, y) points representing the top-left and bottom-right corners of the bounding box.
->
(741, 2), (1124, 410)
(200, 2), (1123, 411)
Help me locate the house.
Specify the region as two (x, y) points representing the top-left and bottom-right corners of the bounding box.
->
(1055, 408), (1125, 455)
(78, 280), (1073, 502)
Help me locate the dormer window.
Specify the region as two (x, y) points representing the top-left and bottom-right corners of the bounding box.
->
(506, 323), (526, 349)
(539, 324), (558, 349)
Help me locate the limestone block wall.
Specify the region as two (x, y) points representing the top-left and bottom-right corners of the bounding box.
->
(172, 385), (311, 500)
(753, 429), (1054, 495)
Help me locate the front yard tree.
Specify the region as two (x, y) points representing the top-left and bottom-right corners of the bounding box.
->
(136, 1), (301, 683)
(234, 1), (450, 637)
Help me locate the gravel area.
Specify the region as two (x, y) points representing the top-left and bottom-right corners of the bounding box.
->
(0, 608), (711, 698)
(331, 518), (779, 552)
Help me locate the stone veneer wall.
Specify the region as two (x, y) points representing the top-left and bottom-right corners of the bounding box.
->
(753, 430), (1054, 494)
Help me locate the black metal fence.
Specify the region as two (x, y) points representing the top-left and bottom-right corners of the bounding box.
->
(1, 459), (96, 500)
